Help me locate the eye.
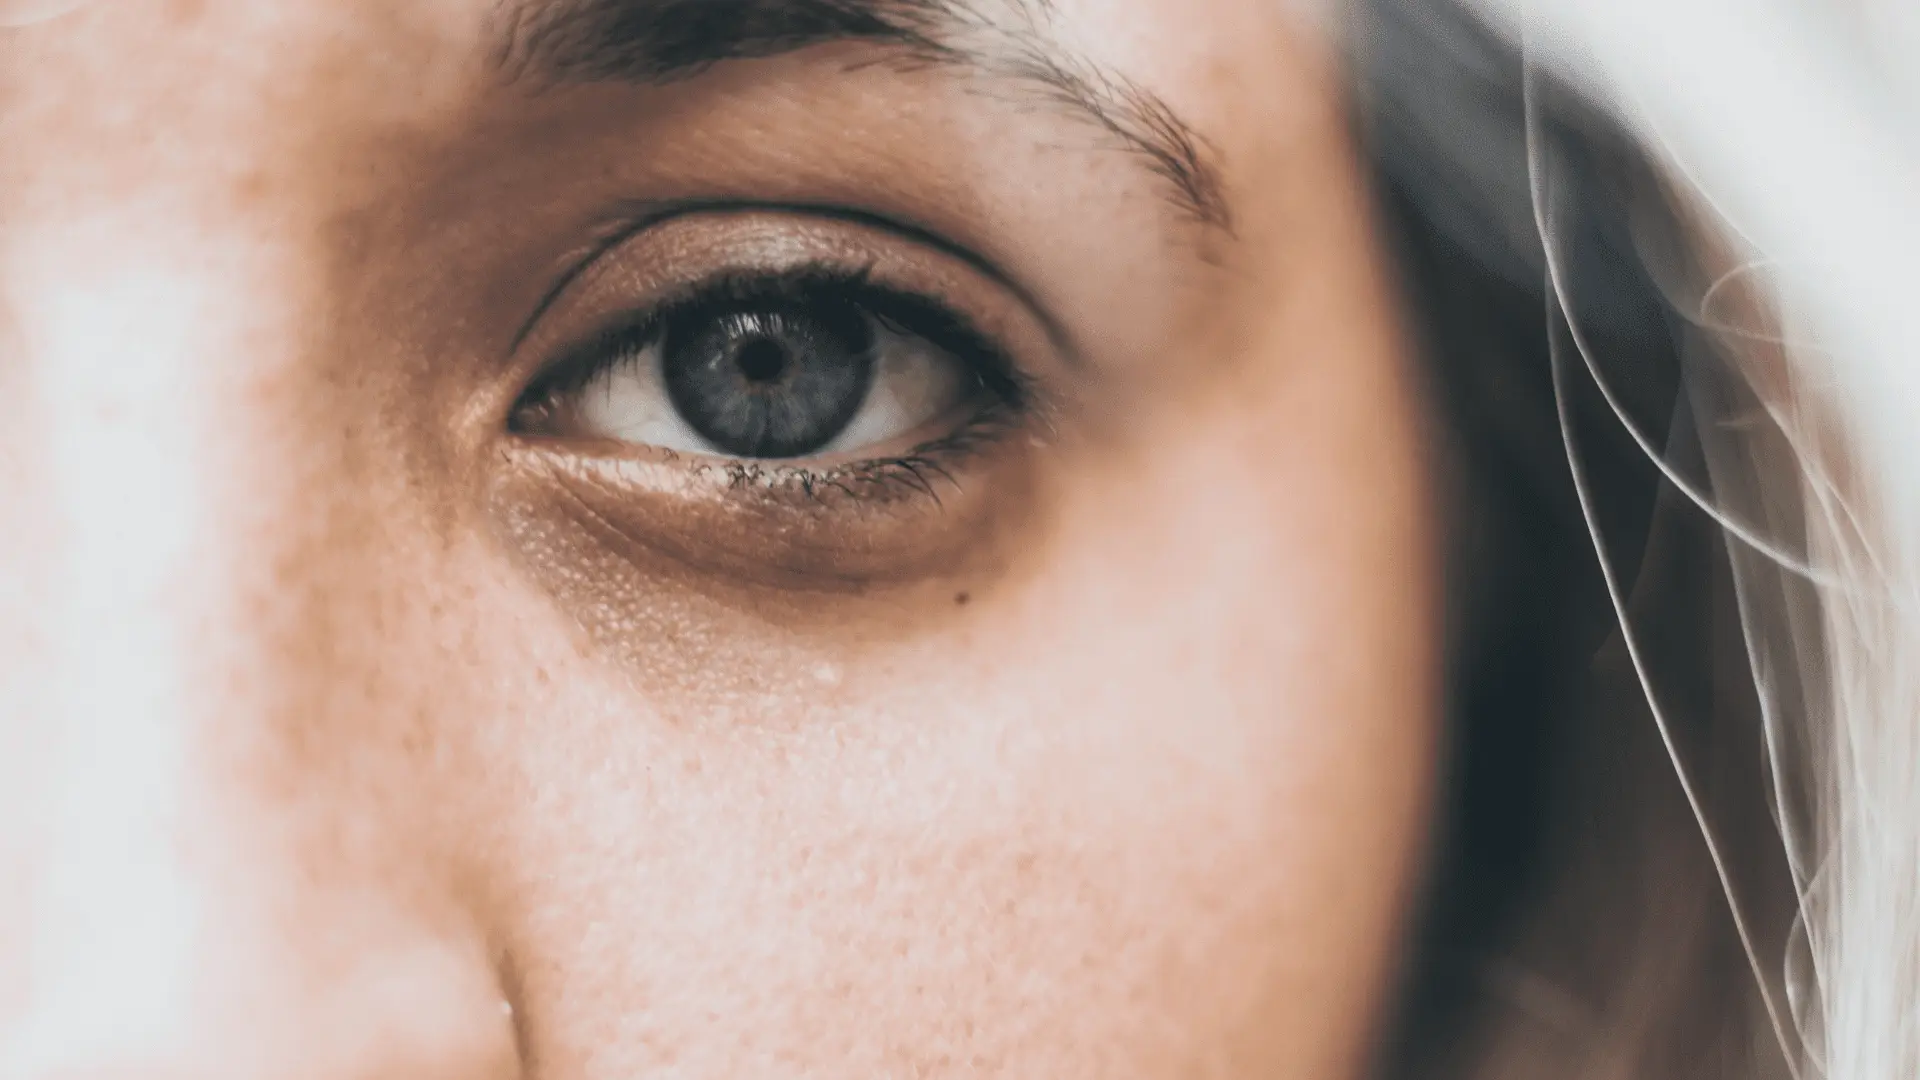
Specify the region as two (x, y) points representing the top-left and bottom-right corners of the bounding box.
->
(512, 269), (1016, 463)
(493, 214), (1062, 586)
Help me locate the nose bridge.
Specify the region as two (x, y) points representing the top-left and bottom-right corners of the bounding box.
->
(0, 226), (518, 1078)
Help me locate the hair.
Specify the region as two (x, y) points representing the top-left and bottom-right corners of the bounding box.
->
(1338, 0), (1920, 1077)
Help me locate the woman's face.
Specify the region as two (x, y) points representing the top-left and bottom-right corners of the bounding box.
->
(0, 1), (1438, 1076)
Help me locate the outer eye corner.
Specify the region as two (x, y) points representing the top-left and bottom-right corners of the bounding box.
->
(507, 379), (562, 439)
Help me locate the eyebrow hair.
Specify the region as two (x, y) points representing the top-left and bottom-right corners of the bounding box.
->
(493, 0), (1232, 231)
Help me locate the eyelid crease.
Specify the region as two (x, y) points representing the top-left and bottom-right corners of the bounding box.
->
(508, 200), (1081, 369)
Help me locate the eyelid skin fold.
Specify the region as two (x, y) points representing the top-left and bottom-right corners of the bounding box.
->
(509, 202), (1079, 368)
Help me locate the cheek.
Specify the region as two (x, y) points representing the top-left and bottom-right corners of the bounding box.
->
(454, 360), (1436, 1077)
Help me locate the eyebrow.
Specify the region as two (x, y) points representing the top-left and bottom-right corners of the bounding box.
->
(493, 0), (1232, 232)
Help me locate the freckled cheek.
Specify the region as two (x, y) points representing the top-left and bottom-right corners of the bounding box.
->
(441, 431), (1430, 1075)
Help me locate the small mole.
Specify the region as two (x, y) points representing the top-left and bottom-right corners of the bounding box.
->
(955, 592), (971, 607)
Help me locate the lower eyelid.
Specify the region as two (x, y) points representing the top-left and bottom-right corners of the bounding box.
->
(491, 423), (1041, 594)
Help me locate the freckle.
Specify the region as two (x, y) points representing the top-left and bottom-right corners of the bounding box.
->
(955, 592), (971, 607)
(813, 663), (842, 687)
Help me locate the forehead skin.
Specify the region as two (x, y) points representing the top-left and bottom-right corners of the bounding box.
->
(0, 2), (1437, 1079)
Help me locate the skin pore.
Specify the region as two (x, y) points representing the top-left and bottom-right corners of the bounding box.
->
(0, 1), (1438, 1077)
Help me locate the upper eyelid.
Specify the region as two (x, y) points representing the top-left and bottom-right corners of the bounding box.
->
(509, 200), (1082, 368)
(534, 265), (1032, 403)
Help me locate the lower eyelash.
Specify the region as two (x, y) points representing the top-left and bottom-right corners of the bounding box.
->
(691, 397), (1028, 510)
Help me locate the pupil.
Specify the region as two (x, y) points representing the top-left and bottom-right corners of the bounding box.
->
(659, 300), (877, 459)
(734, 338), (788, 384)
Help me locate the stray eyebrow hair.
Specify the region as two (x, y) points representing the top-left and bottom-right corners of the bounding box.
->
(493, 0), (1232, 231)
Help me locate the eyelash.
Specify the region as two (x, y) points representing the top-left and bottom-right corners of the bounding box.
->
(511, 263), (1038, 505)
